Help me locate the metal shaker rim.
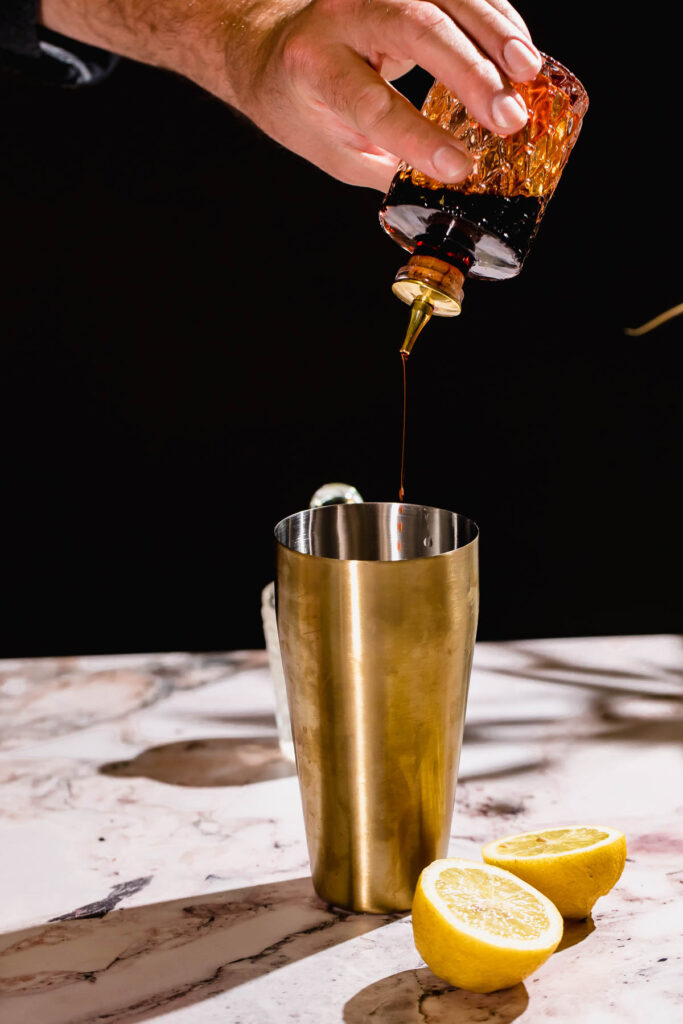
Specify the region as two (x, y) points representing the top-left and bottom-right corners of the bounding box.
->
(275, 501), (478, 564)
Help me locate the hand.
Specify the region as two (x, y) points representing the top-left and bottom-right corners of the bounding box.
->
(41, 0), (542, 191)
(223, 0), (542, 190)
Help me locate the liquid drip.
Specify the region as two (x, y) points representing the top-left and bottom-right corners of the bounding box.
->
(399, 351), (407, 502)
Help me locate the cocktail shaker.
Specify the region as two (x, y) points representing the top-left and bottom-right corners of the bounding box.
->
(275, 501), (479, 912)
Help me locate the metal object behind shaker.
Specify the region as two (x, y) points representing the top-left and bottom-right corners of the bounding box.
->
(275, 502), (479, 913)
(262, 483), (363, 759)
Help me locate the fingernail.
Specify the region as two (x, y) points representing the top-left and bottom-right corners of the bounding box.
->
(432, 145), (472, 181)
(503, 38), (542, 79)
(492, 91), (528, 132)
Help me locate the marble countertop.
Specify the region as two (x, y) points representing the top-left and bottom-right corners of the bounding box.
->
(0, 636), (681, 1024)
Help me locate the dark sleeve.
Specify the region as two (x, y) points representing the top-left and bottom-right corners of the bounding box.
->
(0, 0), (118, 85)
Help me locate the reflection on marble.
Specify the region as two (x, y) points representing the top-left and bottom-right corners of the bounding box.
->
(0, 637), (681, 1023)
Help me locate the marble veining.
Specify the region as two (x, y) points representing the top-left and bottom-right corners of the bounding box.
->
(0, 636), (681, 1023)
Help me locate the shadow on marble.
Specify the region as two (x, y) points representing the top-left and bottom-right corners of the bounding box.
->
(475, 640), (683, 694)
(99, 736), (296, 787)
(588, 693), (683, 746)
(457, 755), (548, 784)
(0, 876), (397, 1024)
(458, 687), (682, 784)
(342, 919), (596, 1024)
(344, 968), (528, 1023)
(185, 710), (278, 729)
(555, 915), (595, 952)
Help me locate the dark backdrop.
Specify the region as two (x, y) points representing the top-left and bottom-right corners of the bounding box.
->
(1, 4), (679, 656)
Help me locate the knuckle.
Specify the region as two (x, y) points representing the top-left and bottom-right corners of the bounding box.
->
(354, 82), (395, 132)
(280, 30), (319, 79)
(478, 6), (506, 35)
(315, 0), (351, 17)
(449, 0), (476, 26)
(404, 2), (450, 43)
(448, 0), (465, 16)
(401, 129), (430, 161)
(460, 52), (501, 92)
(323, 66), (354, 112)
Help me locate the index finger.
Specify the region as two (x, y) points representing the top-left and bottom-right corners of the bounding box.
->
(317, 48), (475, 182)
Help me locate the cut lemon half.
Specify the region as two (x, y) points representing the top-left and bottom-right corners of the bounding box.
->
(412, 858), (563, 993)
(482, 826), (627, 919)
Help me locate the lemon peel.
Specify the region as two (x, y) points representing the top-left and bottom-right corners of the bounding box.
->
(482, 825), (627, 919)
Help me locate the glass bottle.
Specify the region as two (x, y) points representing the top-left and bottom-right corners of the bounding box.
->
(379, 54), (589, 353)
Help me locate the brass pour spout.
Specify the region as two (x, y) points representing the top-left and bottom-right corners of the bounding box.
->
(392, 255), (465, 355)
(400, 296), (434, 356)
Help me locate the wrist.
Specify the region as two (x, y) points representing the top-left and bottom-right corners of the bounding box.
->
(38, 0), (239, 104)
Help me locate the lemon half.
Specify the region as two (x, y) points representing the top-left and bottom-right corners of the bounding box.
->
(482, 825), (627, 919)
(412, 858), (563, 994)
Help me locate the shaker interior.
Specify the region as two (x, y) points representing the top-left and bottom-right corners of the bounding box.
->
(275, 502), (478, 562)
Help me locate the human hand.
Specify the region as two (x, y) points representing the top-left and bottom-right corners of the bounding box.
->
(220, 0), (542, 190)
(41, 0), (542, 191)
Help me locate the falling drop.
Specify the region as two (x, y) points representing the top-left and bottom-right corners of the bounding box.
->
(423, 537), (433, 548)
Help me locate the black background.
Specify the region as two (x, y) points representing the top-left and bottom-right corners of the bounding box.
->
(0, 3), (680, 656)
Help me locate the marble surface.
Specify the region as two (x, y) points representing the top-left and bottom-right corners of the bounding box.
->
(0, 636), (681, 1023)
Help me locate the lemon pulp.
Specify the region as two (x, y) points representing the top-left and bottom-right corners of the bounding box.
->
(435, 866), (552, 940)
(494, 826), (609, 856)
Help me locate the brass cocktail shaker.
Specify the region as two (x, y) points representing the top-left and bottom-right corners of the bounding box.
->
(275, 502), (479, 912)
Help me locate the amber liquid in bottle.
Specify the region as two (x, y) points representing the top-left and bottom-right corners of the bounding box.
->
(382, 182), (543, 282)
(380, 58), (589, 286)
